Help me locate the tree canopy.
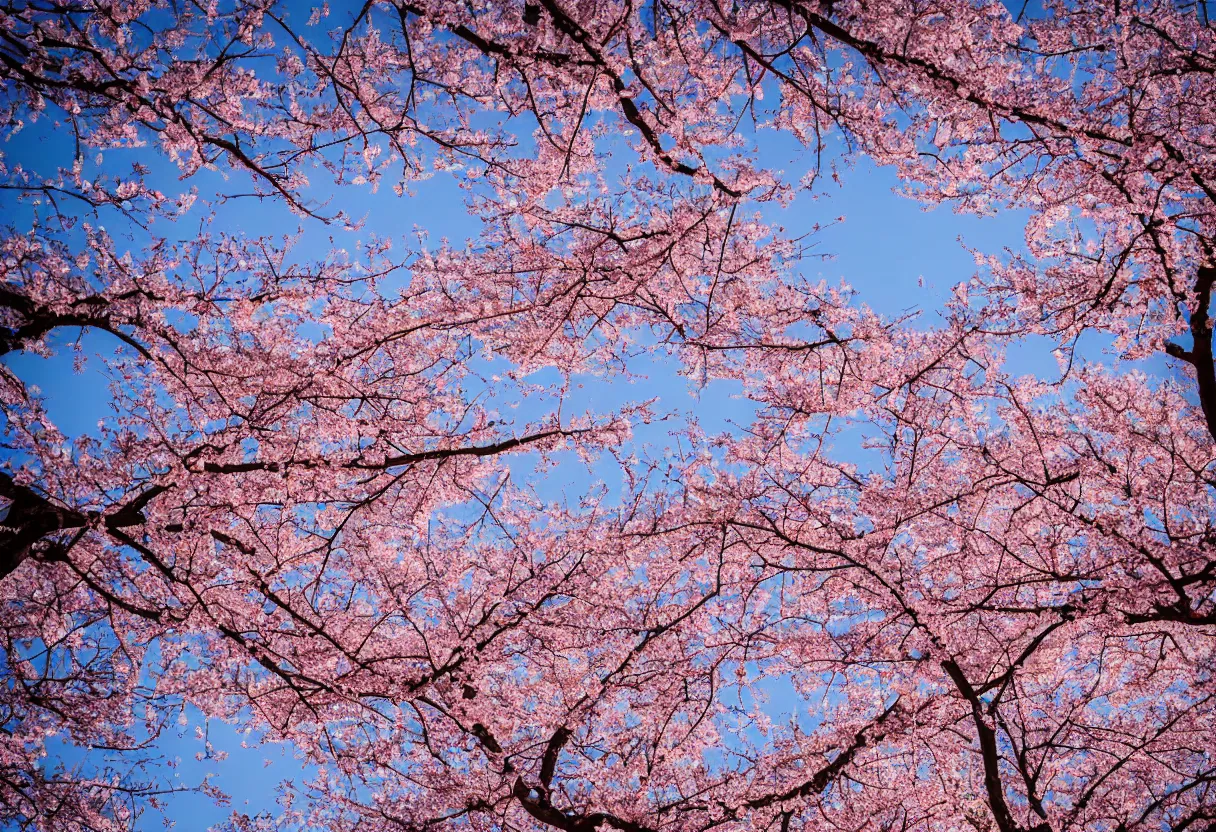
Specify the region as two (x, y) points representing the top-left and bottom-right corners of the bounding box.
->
(1, 2), (1214, 831)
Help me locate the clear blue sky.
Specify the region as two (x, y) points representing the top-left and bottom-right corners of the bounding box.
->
(1, 49), (1171, 829)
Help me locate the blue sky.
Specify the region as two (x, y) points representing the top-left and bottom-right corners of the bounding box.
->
(1, 45), (1172, 826)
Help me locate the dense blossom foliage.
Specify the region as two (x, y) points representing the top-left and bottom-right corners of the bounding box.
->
(1, 1), (1214, 832)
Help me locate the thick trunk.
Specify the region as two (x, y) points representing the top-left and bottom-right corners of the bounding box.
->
(0, 473), (85, 579)
(1167, 266), (1216, 442)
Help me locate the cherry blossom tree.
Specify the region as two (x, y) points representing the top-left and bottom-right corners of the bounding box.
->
(1, 2), (1214, 832)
